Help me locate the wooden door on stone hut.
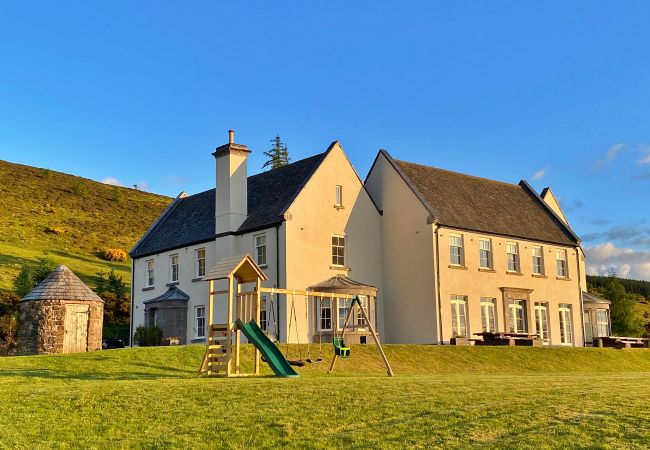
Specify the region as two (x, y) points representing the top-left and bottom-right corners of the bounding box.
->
(63, 304), (90, 353)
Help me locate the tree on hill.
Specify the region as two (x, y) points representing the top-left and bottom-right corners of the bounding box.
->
(262, 135), (290, 170)
(604, 277), (644, 337)
(12, 257), (57, 298)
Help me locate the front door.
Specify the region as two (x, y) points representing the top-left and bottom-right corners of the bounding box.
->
(63, 304), (90, 353)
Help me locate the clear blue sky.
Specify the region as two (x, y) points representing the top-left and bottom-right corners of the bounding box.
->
(1, 1), (649, 279)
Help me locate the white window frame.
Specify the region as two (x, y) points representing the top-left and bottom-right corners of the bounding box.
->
(480, 298), (496, 332)
(556, 249), (568, 278)
(558, 304), (573, 345)
(337, 298), (351, 330)
(449, 234), (464, 266)
(596, 309), (609, 338)
(195, 305), (206, 339)
(331, 235), (346, 267)
(534, 302), (550, 343)
(531, 246), (544, 275)
(169, 254), (179, 283)
(145, 259), (154, 287)
(479, 239), (492, 269)
(255, 233), (267, 267)
(508, 299), (527, 333)
(506, 242), (519, 272)
(356, 295), (368, 328)
(318, 297), (332, 331)
(335, 185), (343, 207)
(195, 248), (206, 278)
(450, 295), (468, 338)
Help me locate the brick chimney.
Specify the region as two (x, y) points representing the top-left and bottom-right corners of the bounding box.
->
(212, 130), (250, 236)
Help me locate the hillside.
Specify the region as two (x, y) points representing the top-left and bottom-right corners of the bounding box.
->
(0, 159), (172, 291)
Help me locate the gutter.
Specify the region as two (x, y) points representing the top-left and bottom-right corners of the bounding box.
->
(433, 222), (444, 344)
(576, 246), (586, 347)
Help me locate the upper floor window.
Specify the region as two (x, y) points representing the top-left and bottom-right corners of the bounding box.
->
(195, 305), (206, 339)
(479, 239), (492, 269)
(335, 185), (343, 207)
(332, 235), (345, 267)
(451, 295), (468, 338)
(449, 235), (464, 266)
(506, 242), (519, 272)
(531, 246), (544, 275)
(145, 259), (154, 287)
(255, 234), (267, 267)
(195, 248), (206, 278)
(170, 254), (179, 283)
(556, 249), (568, 278)
(558, 304), (573, 344)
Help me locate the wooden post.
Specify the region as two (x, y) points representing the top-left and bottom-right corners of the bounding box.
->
(226, 275), (234, 377)
(254, 279), (261, 375)
(235, 282), (241, 374)
(358, 298), (394, 377)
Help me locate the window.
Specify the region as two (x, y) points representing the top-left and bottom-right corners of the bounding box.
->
(335, 185), (343, 207)
(170, 254), (179, 282)
(450, 235), (464, 266)
(479, 239), (492, 269)
(596, 309), (609, 338)
(255, 234), (267, 267)
(508, 299), (527, 333)
(337, 298), (351, 330)
(451, 295), (468, 338)
(480, 298), (496, 332)
(195, 248), (206, 278)
(260, 296), (267, 331)
(506, 242), (519, 272)
(534, 302), (550, 342)
(558, 304), (573, 344)
(318, 297), (332, 331)
(531, 246), (544, 275)
(145, 259), (154, 287)
(195, 306), (206, 339)
(332, 235), (345, 267)
(357, 295), (368, 327)
(556, 250), (568, 278)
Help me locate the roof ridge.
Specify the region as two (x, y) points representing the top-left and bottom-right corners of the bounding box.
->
(394, 158), (521, 188)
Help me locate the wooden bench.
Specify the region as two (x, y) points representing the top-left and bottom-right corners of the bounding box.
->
(597, 336), (649, 349)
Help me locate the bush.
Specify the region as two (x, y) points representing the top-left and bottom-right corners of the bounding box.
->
(133, 326), (163, 347)
(103, 248), (128, 262)
(111, 187), (125, 204)
(46, 226), (66, 235)
(71, 181), (89, 198)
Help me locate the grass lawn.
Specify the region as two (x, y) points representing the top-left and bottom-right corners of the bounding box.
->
(1, 345), (650, 448)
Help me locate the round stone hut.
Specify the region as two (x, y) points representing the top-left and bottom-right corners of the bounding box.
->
(18, 265), (104, 355)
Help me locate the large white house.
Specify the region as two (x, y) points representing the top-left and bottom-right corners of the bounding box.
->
(130, 131), (609, 347)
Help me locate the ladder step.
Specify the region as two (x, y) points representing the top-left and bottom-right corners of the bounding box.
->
(211, 324), (229, 331)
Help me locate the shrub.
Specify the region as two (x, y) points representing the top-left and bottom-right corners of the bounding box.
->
(96, 269), (128, 299)
(46, 226), (66, 235)
(12, 257), (58, 298)
(71, 181), (89, 198)
(103, 248), (128, 262)
(111, 187), (125, 204)
(42, 168), (54, 180)
(133, 326), (163, 347)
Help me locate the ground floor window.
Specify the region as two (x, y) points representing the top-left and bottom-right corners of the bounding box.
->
(318, 297), (332, 331)
(508, 299), (527, 333)
(356, 295), (368, 327)
(596, 309), (609, 338)
(451, 295), (468, 338)
(195, 305), (206, 339)
(534, 302), (550, 342)
(559, 304), (573, 344)
(260, 296), (267, 331)
(480, 298), (496, 332)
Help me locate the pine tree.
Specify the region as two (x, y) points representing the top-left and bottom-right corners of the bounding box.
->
(263, 135), (290, 170)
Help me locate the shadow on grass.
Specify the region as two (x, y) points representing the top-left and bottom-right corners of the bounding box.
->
(49, 250), (128, 271)
(0, 362), (196, 381)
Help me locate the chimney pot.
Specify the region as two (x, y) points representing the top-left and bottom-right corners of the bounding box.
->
(228, 129), (235, 144)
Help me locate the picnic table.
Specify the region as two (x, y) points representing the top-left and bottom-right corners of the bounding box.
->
(473, 331), (544, 347)
(597, 336), (649, 349)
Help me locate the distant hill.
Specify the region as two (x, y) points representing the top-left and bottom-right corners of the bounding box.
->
(0, 159), (172, 292)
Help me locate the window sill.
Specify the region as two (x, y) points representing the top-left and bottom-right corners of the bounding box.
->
(506, 271), (524, 276)
(330, 265), (351, 271)
(190, 337), (206, 344)
(166, 281), (179, 287)
(192, 277), (204, 282)
(556, 276), (572, 281)
(478, 268), (496, 273)
(448, 264), (468, 270)
(258, 264), (268, 269)
(334, 205), (345, 210)
(531, 274), (547, 279)
(142, 286), (154, 291)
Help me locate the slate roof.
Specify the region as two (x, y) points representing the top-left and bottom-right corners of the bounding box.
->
(22, 265), (103, 302)
(143, 285), (190, 303)
(582, 291), (611, 304)
(130, 151), (328, 258)
(384, 151), (578, 246)
(309, 275), (378, 296)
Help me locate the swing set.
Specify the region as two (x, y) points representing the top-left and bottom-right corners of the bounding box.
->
(198, 254), (394, 378)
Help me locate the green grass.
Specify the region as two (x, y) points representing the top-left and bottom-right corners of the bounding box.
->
(0, 159), (171, 291)
(1, 344), (650, 448)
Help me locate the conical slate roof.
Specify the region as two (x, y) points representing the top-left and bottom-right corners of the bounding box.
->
(309, 275), (378, 296)
(21, 265), (103, 302)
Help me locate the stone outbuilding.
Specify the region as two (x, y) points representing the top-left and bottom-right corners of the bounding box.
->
(18, 265), (104, 355)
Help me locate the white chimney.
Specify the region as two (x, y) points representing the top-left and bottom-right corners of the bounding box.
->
(213, 130), (250, 236)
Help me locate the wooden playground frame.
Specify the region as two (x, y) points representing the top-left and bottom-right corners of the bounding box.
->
(198, 254), (394, 378)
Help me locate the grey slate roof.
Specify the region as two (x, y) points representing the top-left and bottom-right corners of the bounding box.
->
(130, 151), (328, 258)
(143, 285), (190, 303)
(21, 265), (103, 302)
(386, 152), (578, 246)
(309, 275), (378, 296)
(582, 291), (611, 304)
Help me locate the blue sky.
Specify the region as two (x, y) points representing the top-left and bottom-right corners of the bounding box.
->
(1, 1), (649, 279)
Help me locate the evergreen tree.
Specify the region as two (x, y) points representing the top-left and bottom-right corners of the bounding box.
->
(605, 277), (644, 336)
(12, 257), (57, 298)
(262, 135), (290, 170)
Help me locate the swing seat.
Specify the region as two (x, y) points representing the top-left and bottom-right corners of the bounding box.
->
(333, 337), (350, 358)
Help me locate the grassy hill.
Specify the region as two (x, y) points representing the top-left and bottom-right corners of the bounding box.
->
(0, 159), (172, 292)
(1, 344), (649, 448)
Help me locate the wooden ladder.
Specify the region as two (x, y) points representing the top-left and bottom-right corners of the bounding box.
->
(199, 324), (231, 377)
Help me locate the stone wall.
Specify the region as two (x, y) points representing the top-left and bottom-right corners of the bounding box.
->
(17, 299), (104, 355)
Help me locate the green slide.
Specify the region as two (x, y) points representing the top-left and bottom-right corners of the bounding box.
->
(235, 319), (299, 378)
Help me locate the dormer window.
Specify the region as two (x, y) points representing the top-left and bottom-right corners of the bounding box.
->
(335, 185), (343, 208)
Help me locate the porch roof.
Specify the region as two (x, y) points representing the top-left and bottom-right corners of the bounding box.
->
(308, 275), (378, 297)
